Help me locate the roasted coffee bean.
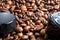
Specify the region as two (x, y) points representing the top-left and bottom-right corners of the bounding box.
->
(24, 26), (31, 31)
(17, 32), (23, 37)
(35, 20), (41, 25)
(21, 5), (27, 11)
(16, 26), (23, 32)
(27, 32), (33, 36)
(0, 0), (60, 40)
(22, 35), (29, 39)
(40, 29), (46, 36)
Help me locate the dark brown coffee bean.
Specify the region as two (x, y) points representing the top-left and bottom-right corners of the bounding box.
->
(22, 35), (29, 39)
(16, 25), (23, 32)
(21, 5), (27, 11)
(40, 29), (46, 36)
(17, 32), (23, 37)
(27, 32), (33, 36)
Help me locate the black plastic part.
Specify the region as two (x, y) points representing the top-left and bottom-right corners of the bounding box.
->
(46, 12), (60, 40)
(0, 11), (16, 38)
(48, 12), (60, 28)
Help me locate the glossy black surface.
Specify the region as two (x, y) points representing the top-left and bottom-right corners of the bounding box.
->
(0, 12), (15, 25)
(48, 12), (60, 28)
(0, 11), (16, 38)
(46, 12), (60, 40)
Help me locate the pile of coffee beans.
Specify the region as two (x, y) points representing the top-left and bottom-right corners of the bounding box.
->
(0, 0), (60, 40)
